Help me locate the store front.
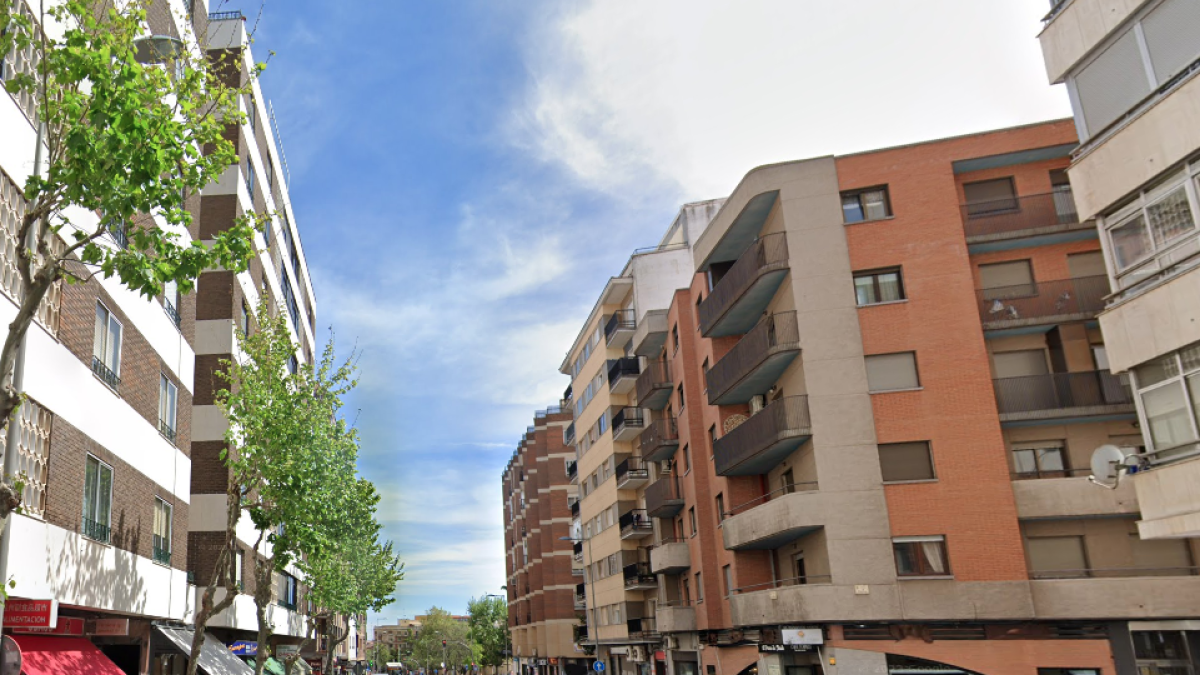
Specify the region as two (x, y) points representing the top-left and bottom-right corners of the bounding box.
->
(151, 625), (254, 675)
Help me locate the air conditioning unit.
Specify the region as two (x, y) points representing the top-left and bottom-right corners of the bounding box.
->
(664, 636), (678, 650)
(629, 647), (645, 662)
(749, 395), (765, 414)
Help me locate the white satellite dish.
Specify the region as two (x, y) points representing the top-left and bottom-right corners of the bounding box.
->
(1089, 444), (1131, 489)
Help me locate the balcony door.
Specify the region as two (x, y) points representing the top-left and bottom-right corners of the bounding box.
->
(993, 349), (1055, 412)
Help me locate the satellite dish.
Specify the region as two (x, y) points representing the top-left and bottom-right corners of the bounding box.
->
(1089, 444), (1132, 489)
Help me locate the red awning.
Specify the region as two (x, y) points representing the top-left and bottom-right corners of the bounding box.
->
(11, 635), (128, 675)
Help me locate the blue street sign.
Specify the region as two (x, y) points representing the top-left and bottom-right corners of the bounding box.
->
(593, 662), (605, 673)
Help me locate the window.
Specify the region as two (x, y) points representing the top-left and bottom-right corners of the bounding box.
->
(159, 374), (178, 443)
(892, 536), (950, 577)
(1130, 533), (1194, 574)
(288, 354), (299, 376)
(162, 280), (180, 327)
(1012, 442), (1067, 479)
(276, 572), (299, 609)
(865, 352), (919, 392)
(1026, 536), (1088, 579)
(245, 158), (255, 200)
(963, 177), (1017, 216)
(708, 424), (717, 453)
(702, 358), (709, 376)
(92, 303), (123, 389)
(82, 454), (113, 543)
(247, 95), (255, 132)
(233, 548), (243, 586)
(1067, 251), (1106, 279)
(792, 553), (807, 584)
(1105, 169), (1200, 289)
(781, 468), (795, 494)
(979, 259), (1035, 299)
(715, 493), (725, 522)
(993, 349), (1049, 378)
(672, 324), (680, 353)
(841, 187), (891, 223)
(1135, 343), (1200, 452)
(153, 498), (172, 564)
(681, 578), (691, 605)
(239, 300), (250, 336)
(853, 268), (904, 306)
(694, 572), (703, 602)
(723, 565), (732, 597)
(683, 444), (691, 474)
(878, 442), (935, 482)
(677, 383), (685, 409)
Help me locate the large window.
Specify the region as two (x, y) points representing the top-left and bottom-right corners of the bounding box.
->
(1134, 341), (1200, 454)
(841, 186), (891, 223)
(865, 352), (920, 392)
(892, 536), (950, 577)
(92, 303), (122, 389)
(159, 374), (177, 443)
(82, 454), (113, 543)
(1105, 167), (1200, 290)
(853, 268), (904, 306)
(275, 572), (298, 609)
(153, 498), (172, 564)
(878, 442), (935, 482)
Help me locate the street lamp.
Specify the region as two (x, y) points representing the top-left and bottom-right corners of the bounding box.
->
(559, 536), (598, 655)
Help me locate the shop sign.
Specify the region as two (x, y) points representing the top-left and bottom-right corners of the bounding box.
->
(229, 641), (258, 656)
(13, 616), (85, 636)
(2, 599), (57, 628)
(757, 644), (811, 654)
(90, 619), (130, 636)
(654, 652), (665, 662)
(276, 645), (299, 656)
(780, 627), (823, 646)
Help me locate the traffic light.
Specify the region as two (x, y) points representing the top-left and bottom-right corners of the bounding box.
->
(442, 640), (447, 648)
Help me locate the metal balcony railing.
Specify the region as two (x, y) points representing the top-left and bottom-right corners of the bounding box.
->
(605, 309), (636, 344)
(612, 406), (645, 438)
(978, 275), (1109, 327)
(608, 357), (641, 387)
(159, 419), (176, 444)
(616, 457), (649, 486)
(961, 190), (1079, 239)
(619, 509), (653, 537)
(153, 535), (172, 565)
(91, 356), (121, 390)
(644, 475), (684, 518)
(83, 516), (111, 544)
(699, 232), (789, 337)
(164, 301), (181, 328)
(714, 396), (812, 476)
(993, 370), (1132, 416)
(706, 311), (800, 405)
(627, 618), (658, 640)
(640, 417), (679, 462)
(635, 360), (673, 410)
(110, 223), (129, 250)
(623, 563), (656, 589)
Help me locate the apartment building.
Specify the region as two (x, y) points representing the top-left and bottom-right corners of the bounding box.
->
(0, 1), (202, 673)
(503, 406), (581, 675)
(375, 618), (422, 658)
(557, 120), (1200, 675)
(1038, 0), (1200, 548)
(185, 6), (322, 668)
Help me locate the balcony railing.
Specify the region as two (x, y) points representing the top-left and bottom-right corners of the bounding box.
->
(566, 461), (577, 480)
(699, 232), (790, 338)
(91, 356), (121, 391)
(978, 275), (1108, 328)
(208, 10), (245, 20)
(640, 418), (679, 462)
(722, 480), (819, 519)
(83, 516), (111, 544)
(714, 396), (812, 476)
(993, 370), (1132, 417)
(706, 311), (801, 405)
(153, 535), (172, 565)
(159, 419), (176, 444)
(626, 618), (658, 641)
(564, 422), (576, 447)
(645, 475), (684, 518)
(623, 562), (657, 590)
(164, 301), (181, 328)
(635, 360), (673, 410)
(605, 309), (636, 346)
(619, 509), (653, 539)
(612, 406), (646, 441)
(608, 357), (641, 393)
(961, 190), (1080, 240)
(616, 457), (649, 488)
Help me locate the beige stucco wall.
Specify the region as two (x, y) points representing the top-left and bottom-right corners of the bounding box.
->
(1038, 0), (1148, 83)
(1135, 456), (1200, 538)
(1100, 265), (1200, 373)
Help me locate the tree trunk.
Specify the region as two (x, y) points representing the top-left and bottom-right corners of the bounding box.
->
(253, 533), (274, 675)
(186, 483), (243, 675)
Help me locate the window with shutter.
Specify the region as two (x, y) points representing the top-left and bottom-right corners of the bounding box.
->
(1026, 536), (1088, 578)
(878, 442), (935, 482)
(963, 177), (1018, 216)
(865, 352), (920, 392)
(1075, 29), (1151, 137)
(979, 259), (1035, 299)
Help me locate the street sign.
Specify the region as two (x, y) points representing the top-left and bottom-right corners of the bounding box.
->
(2, 599), (57, 628)
(593, 662), (605, 672)
(1, 636), (21, 675)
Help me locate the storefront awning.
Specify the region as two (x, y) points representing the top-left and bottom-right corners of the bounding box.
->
(11, 635), (127, 675)
(154, 625), (254, 675)
(248, 656), (287, 675)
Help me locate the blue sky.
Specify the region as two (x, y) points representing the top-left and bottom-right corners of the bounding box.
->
(246, 0), (1073, 629)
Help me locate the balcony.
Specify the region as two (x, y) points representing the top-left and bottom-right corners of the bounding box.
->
(91, 356), (121, 391)
(1012, 476), (1139, 521)
(721, 488), (826, 551)
(605, 309), (636, 348)
(992, 370), (1133, 423)
(644, 475), (684, 518)
(573, 624), (588, 643)
(573, 541), (583, 563)
(649, 540), (690, 574)
(564, 422), (576, 447)
(977, 275), (1108, 332)
(706, 311), (801, 405)
(655, 605), (696, 633)
(626, 617), (658, 642)
(640, 418), (680, 462)
(699, 232), (790, 338)
(608, 357), (641, 395)
(153, 535), (172, 565)
(635, 360), (673, 410)
(570, 499), (580, 518)
(619, 509), (653, 539)
(961, 190), (1088, 247)
(574, 583), (587, 610)
(612, 407), (646, 442)
(714, 396), (812, 476)
(83, 516), (111, 544)
(566, 461), (577, 481)
(631, 309), (669, 357)
(616, 457), (650, 489)
(623, 563), (658, 591)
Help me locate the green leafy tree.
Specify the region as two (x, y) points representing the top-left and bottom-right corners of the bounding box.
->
(467, 596), (508, 669)
(412, 608), (472, 674)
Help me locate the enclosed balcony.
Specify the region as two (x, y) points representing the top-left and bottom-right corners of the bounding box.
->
(619, 509), (653, 539)
(977, 275), (1108, 332)
(699, 232), (790, 338)
(631, 309), (669, 357)
(635, 360), (673, 410)
(645, 475), (685, 518)
(612, 406), (646, 441)
(605, 309), (637, 348)
(608, 357), (641, 394)
(649, 539), (690, 574)
(623, 562), (658, 591)
(993, 370), (1133, 423)
(714, 396), (812, 476)
(961, 189), (1088, 246)
(706, 311), (801, 405)
(616, 456), (650, 489)
(639, 418), (679, 462)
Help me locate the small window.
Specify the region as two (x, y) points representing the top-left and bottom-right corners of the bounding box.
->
(247, 95), (256, 132)
(677, 383), (685, 410)
(723, 565), (733, 597)
(963, 177), (1017, 217)
(893, 536), (950, 577)
(781, 468), (795, 494)
(82, 454), (113, 543)
(159, 374), (178, 443)
(865, 352), (920, 392)
(1012, 442), (1067, 479)
(239, 301), (251, 336)
(702, 358), (709, 375)
(288, 354), (299, 375)
(153, 498), (172, 564)
(841, 187), (891, 223)
(708, 425), (717, 450)
(879, 442), (935, 482)
(715, 493), (725, 522)
(793, 553), (807, 584)
(245, 159), (255, 200)
(683, 444), (691, 474)
(853, 268), (905, 306)
(688, 507), (697, 537)
(92, 303), (123, 389)
(672, 324), (680, 353)
(1026, 536), (1088, 579)
(694, 572), (703, 602)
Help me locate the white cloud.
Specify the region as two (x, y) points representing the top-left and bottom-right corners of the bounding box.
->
(514, 0), (1073, 201)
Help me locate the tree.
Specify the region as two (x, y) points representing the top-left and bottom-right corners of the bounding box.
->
(0, 0), (256, 471)
(411, 608), (472, 674)
(467, 596), (508, 669)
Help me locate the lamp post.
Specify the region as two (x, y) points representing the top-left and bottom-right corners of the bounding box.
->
(559, 536), (597, 658)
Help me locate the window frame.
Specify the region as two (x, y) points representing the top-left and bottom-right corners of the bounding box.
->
(82, 453), (113, 543)
(853, 267), (906, 306)
(840, 186), (892, 224)
(865, 351), (921, 393)
(892, 535), (951, 578)
(153, 497), (173, 563)
(92, 302), (123, 387)
(1133, 342), (1200, 454)
(1103, 167), (1200, 290)
(159, 373), (178, 443)
(962, 176), (1019, 217)
(878, 441), (937, 483)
